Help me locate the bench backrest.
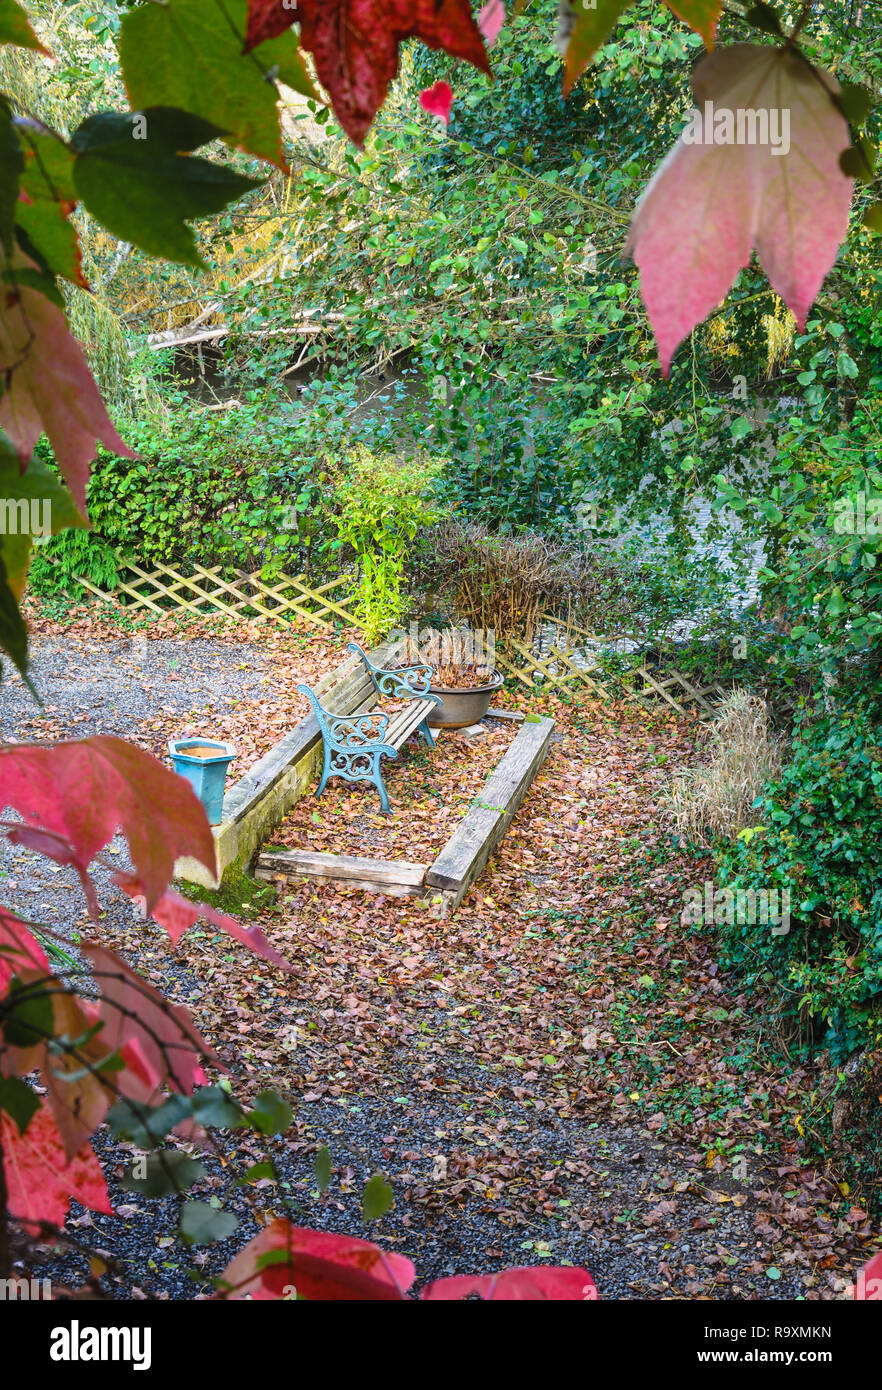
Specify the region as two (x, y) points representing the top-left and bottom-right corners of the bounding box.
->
(306, 637), (404, 720)
(312, 663), (375, 717)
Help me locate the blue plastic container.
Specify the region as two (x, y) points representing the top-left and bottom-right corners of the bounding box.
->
(168, 738), (235, 825)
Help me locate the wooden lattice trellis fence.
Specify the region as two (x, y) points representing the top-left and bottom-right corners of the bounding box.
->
(44, 554), (359, 630)
(43, 555), (738, 714)
(494, 620), (733, 714)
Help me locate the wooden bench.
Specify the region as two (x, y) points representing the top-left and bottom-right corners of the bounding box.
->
(297, 641), (441, 813)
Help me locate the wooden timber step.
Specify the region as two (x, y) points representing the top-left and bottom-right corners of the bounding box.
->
(425, 714), (555, 913)
(256, 848), (428, 898)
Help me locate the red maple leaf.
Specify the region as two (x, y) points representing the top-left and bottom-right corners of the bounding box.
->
(83, 943), (225, 1096)
(245, 0), (490, 145)
(0, 736), (215, 912)
(856, 1249), (882, 1300)
(422, 1266), (598, 1300)
(419, 79), (454, 125)
(0, 284), (132, 514)
(217, 1219), (415, 1299)
(1, 1099), (112, 1232)
(217, 1221), (599, 1300)
(0, 907), (49, 995)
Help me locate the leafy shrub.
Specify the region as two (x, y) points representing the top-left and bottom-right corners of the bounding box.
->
(333, 447), (446, 642)
(667, 692), (783, 848)
(715, 698), (882, 1056)
(30, 526), (121, 597)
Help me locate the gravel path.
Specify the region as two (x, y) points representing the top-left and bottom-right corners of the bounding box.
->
(0, 634), (269, 744)
(1, 630), (273, 957)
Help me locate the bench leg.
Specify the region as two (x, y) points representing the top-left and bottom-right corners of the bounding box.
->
(356, 746), (391, 813)
(374, 774), (392, 815)
(367, 744), (394, 813)
(417, 718), (436, 748)
(320, 744), (393, 813)
(316, 748), (332, 799)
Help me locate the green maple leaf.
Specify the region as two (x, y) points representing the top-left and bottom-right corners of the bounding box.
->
(71, 108), (262, 268)
(0, 0), (45, 52)
(0, 446), (87, 600)
(14, 125), (84, 285)
(562, 1), (720, 94)
(120, 0), (315, 169)
(562, 2), (634, 94)
(362, 1172), (394, 1222)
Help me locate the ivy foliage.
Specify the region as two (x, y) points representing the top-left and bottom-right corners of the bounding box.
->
(717, 699), (882, 1058)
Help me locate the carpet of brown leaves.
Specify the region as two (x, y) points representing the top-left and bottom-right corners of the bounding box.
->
(276, 719), (517, 863)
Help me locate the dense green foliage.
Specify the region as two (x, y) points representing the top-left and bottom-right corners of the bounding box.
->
(333, 447), (444, 640)
(28, 378), (351, 592)
(718, 700), (882, 1058)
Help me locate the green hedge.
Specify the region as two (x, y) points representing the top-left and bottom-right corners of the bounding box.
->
(28, 396), (333, 596)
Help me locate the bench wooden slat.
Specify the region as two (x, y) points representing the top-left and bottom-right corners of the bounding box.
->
(324, 673), (374, 714)
(385, 702), (422, 745)
(313, 655), (359, 697)
(385, 698), (436, 749)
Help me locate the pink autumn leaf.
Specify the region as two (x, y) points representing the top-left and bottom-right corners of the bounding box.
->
(0, 736), (216, 912)
(625, 43), (854, 374)
(0, 907), (49, 994)
(108, 1025), (208, 1142)
(419, 80), (454, 125)
(4, 823), (80, 867)
(217, 1220), (415, 1300)
(478, 0), (505, 48)
(83, 943), (226, 1096)
(76, 998), (164, 1099)
(4, 825), (101, 918)
(0, 283), (133, 514)
(77, 997), (208, 1104)
(422, 1265), (598, 1300)
(855, 1250), (882, 1300)
(113, 872), (293, 972)
(118, 1032), (163, 1096)
(117, 1034), (208, 1144)
(1, 1099), (113, 1232)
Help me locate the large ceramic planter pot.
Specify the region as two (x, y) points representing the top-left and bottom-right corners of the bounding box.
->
(426, 672), (504, 729)
(168, 738), (235, 825)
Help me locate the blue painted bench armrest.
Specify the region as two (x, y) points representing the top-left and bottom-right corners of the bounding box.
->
(297, 684), (389, 746)
(346, 640), (438, 702)
(326, 711), (393, 752)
